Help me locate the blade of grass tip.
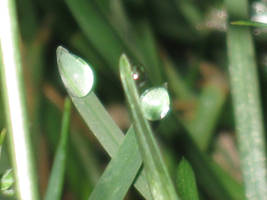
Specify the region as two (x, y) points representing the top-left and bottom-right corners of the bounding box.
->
(0, 0), (40, 199)
(176, 158), (199, 200)
(44, 98), (71, 200)
(56, 46), (152, 200)
(226, 0), (267, 199)
(88, 128), (142, 200)
(0, 129), (7, 160)
(231, 20), (267, 28)
(119, 54), (180, 200)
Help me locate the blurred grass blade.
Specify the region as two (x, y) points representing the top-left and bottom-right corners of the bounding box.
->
(226, 0), (267, 199)
(88, 128), (142, 200)
(44, 98), (71, 200)
(65, 0), (124, 71)
(231, 21), (267, 28)
(186, 79), (227, 150)
(119, 54), (179, 200)
(56, 47), (152, 200)
(0, 0), (40, 199)
(0, 129), (6, 159)
(176, 158), (199, 200)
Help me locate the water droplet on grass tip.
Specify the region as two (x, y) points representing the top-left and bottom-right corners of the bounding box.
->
(140, 87), (170, 121)
(56, 46), (94, 98)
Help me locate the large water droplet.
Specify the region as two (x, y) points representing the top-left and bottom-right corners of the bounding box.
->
(140, 87), (170, 121)
(56, 46), (94, 97)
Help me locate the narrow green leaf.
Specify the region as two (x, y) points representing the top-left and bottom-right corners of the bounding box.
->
(231, 21), (267, 28)
(186, 84), (226, 150)
(176, 158), (199, 200)
(65, 0), (124, 71)
(226, 0), (267, 199)
(44, 98), (71, 200)
(0, 0), (40, 198)
(56, 47), (152, 200)
(88, 128), (142, 200)
(119, 54), (179, 200)
(0, 129), (6, 159)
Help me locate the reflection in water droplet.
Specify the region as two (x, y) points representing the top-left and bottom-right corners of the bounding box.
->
(140, 87), (170, 121)
(56, 46), (94, 98)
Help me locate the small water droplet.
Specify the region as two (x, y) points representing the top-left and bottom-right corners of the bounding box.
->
(132, 66), (148, 90)
(56, 46), (94, 98)
(140, 87), (170, 121)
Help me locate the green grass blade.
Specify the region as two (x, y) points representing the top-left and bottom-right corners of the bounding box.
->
(0, 129), (6, 160)
(44, 98), (72, 200)
(226, 0), (267, 199)
(176, 158), (199, 200)
(231, 21), (267, 28)
(119, 54), (179, 200)
(65, 0), (124, 71)
(0, 0), (40, 199)
(71, 94), (151, 199)
(186, 83), (227, 150)
(88, 128), (142, 200)
(56, 47), (152, 200)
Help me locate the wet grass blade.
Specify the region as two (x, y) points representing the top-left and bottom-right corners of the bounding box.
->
(88, 128), (142, 200)
(44, 98), (71, 200)
(231, 21), (267, 28)
(120, 54), (179, 200)
(176, 158), (199, 200)
(226, 0), (267, 199)
(71, 94), (151, 199)
(56, 47), (152, 200)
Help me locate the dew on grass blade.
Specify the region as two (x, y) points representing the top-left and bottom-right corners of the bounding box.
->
(56, 46), (94, 98)
(140, 87), (170, 121)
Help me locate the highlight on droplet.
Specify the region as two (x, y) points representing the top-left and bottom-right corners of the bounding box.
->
(56, 46), (94, 98)
(140, 86), (170, 121)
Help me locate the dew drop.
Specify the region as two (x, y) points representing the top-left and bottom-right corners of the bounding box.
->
(56, 46), (94, 98)
(140, 87), (170, 121)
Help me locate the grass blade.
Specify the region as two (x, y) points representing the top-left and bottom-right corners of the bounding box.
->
(65, 0), (124, 71)
(0, 0), (40, 199)
(88, 128), (142, 200)
(176, 158), (199, 200)
(44, 98), (71, 200)
(0, 129), (6, 160)
(119, 54), (179, 200)
(226, 0), (267, 198)
(56, 47), (152, 200)
(231, 21), (267, 28)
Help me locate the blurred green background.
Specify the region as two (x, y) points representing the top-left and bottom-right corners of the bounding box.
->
(1, 0), (267, 199)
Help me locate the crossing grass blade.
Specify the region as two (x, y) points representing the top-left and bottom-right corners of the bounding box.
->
(119, 54), (180, 200)
(70, 94), (152, 199)
(88, 128), (142, 200)
(57, 47), (152, 199)
(44, 98), (71, 200)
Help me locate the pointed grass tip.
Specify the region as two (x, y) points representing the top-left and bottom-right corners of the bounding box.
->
(56, 46), (95, 98)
